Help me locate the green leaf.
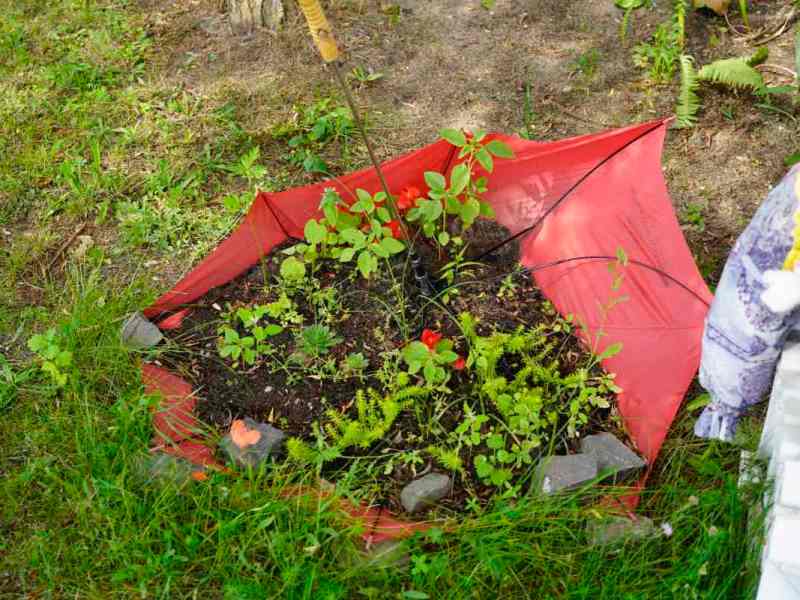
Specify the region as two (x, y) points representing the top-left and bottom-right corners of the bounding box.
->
(439, 128), (466, 147)
(403, 341), (431, 363)
(376, 206), (391, 222)
(339, 247), (356, 262)
(280, 256), (306, 282)
(475, 148), (493, 173)
(27, 334), (47, 353)
(487, 433), (504, 449)
(697, 57), (765, 93)
(485, 139), (515, 159)
(371, 242), (390, 258)
(340, 228), (366, 247)
(424, 171), (447, 192)
(304, 219), (327, 245)
(460, 198), (481, 228)
(264, 324), (283, 336)
(402, 592), (430, 600)
(597, 342), (623, 361)
(436, 350), (458, 363)
(449, 163), (470, 195)
(357, 250), (377, 278)
(785, 152), (800, 167)
(437, 231), (450, 246)
(685, 393), (711, 412)
(379, 237), (405, 254)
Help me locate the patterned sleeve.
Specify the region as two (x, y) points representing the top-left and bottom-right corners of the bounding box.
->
(695, 167), (800, 441)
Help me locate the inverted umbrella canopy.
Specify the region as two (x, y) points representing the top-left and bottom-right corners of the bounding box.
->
(143, 118), (711, 524)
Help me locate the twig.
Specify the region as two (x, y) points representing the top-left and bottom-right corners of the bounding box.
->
(544, 97), (610, 128)
(46, 222), (87, 272)
(755, 63), (798, 80)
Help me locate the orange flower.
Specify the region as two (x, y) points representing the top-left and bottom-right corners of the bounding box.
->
(396, 186), (422, 212)
(421, 329), (442, 350)
(386, 220), (403, 239)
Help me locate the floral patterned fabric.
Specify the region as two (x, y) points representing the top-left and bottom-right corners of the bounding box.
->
(696, 166), (800, 440)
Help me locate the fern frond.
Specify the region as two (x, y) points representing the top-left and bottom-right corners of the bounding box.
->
(286, 437), (316, 464)
(676, 54), (700, 129)
(673, 0), (687, 49)
(746, 46), (769, 67)
(697, 57), (766, 93)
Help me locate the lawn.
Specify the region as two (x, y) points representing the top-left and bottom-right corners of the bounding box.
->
(1, 0), (793, 597)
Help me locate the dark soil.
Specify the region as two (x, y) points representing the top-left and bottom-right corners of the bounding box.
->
(161, 223), (614, 513)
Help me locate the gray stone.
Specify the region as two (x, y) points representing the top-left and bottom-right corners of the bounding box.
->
(400, 473), (451, 513)
(580, 433), (646, 483)
(586, 515), (657, 546)
(535, 453), (598, 494)
(121, 312), (163, 349)
(221, 417), (286, 468)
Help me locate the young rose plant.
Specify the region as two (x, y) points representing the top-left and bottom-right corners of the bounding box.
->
(404, 129), (515, 249)
(402, 328), (465, 386)
(288, 188), (406, 278)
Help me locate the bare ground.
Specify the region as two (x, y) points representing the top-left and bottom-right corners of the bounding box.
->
(139, 0), (800, 287)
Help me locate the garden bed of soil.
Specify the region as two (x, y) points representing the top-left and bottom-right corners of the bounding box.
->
(160, 230), (619, 514)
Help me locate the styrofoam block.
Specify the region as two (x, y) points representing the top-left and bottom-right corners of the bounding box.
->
(779, 438), (800, 462)
(778, 343), (800, 373)
(766, 515), (800, 570)
(779, 462), (800, 510)
(757, 559), (800, 600)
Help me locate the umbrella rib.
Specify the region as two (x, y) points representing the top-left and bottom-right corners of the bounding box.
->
(475, 120), (666, 261)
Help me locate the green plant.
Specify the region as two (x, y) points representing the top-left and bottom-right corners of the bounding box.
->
(0, 354), (33, 410)
(633, 21), (681, 82)
(405, 129), (514, 251)
(289, 187), (405, 279)
(456, 314), (619, 488)
(325, 388), (405, 450)
(297, 324), (342, 358)
(217, 304), (283, 367)
(341, 352), (369, 377)
(571, 48), (600, 79)
(676, 48), (770, 128)
(272, 98), (354, 173)
(223, 147), (267, 184)
(402, 329), (463, 387)
(27, 328), (73, 387)
(350, 66), (383, 85)
(615, 0), (652, 40)
(683, 201), (706, 231)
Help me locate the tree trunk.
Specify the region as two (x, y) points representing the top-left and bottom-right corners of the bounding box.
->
(227, 0), (284, 33)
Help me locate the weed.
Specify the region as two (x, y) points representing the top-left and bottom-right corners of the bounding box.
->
(272, 98), (355, 173)
(297, 324), (342, 358)
(350, 65), (384, 85)
(571, 48), (601, 79)
(683, 202), (707, 231)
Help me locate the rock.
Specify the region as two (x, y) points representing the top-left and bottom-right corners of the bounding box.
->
(400, 473), (451, 513)
(361, 539), (410, 568)
(138, 452), (206, 487)
(121, 312), (163, 349)
(221, 417), (286, 468)
(586, 515), (657, 546)
(580, 433), (646, 483)
(535, 454), (598, 494)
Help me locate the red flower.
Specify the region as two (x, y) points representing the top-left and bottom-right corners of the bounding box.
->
(421, 329), (442, 350)
(396, 185), (422, 212)
(452, 356), (466, 370)
(386, 219), (403, 239)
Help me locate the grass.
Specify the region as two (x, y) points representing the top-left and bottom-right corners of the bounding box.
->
(0, 0), (769, 598)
